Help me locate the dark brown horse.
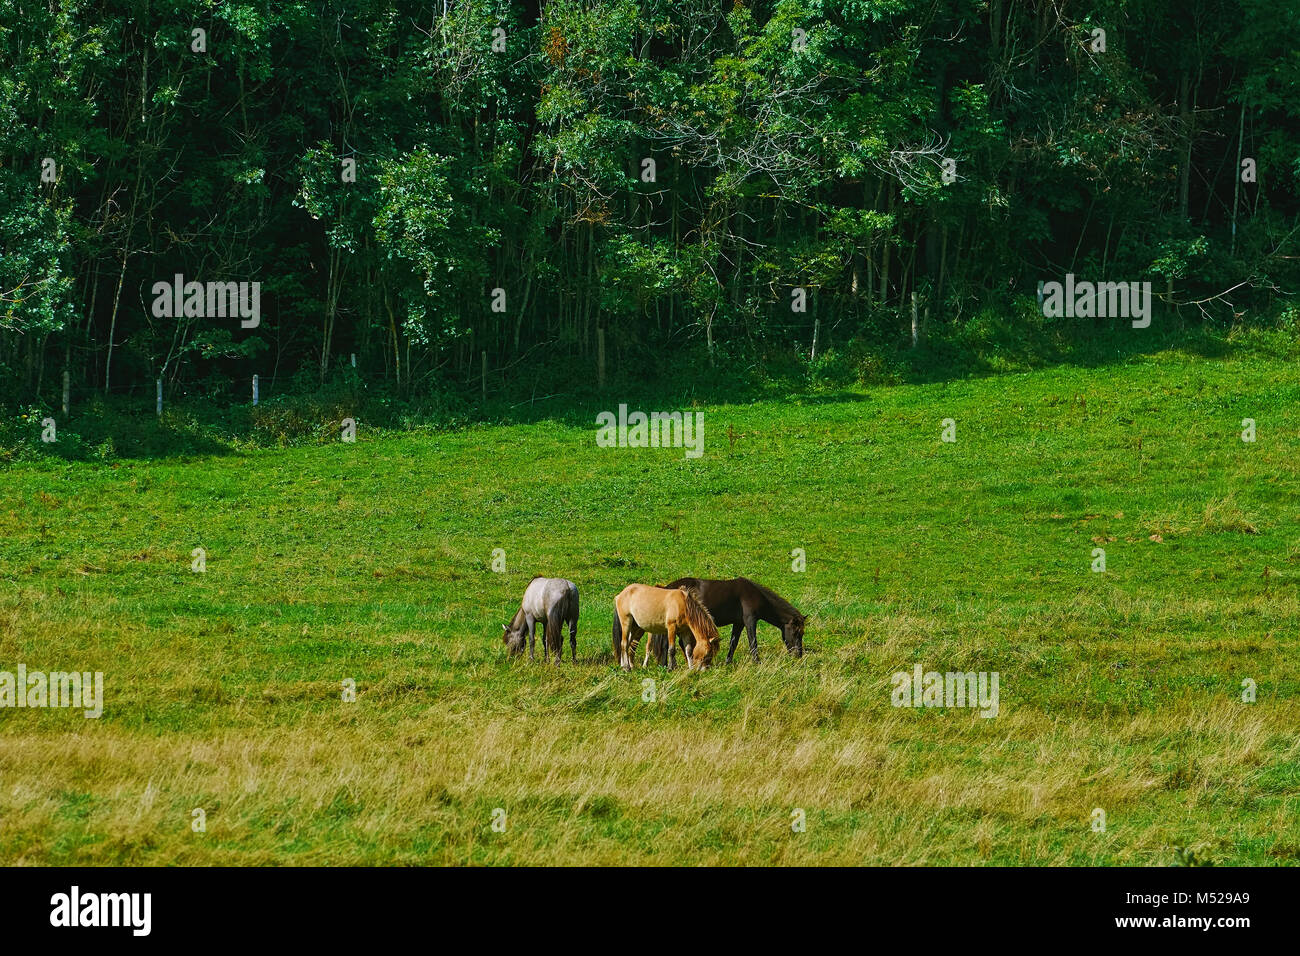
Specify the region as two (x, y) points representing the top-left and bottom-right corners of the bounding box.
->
(638, 577), (806, 665)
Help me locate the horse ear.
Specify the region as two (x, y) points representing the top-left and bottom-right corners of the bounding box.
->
(502, 623), (509, 631)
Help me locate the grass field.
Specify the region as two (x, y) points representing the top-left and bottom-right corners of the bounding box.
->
(2, 336), (1299, 865)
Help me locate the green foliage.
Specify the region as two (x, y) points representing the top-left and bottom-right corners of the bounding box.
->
(1, 1), (1296, 409)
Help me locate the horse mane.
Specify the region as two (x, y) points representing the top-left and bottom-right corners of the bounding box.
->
(678, 587), (719, 642)
(742, 577), (803, 621)
(678, 584), (705, 605)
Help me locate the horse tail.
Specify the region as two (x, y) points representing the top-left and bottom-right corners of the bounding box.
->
(611, 603), (623, 662)
(679, 587), (718, 645)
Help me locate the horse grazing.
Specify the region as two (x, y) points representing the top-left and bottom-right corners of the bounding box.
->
(502, 577), (579, 664)
(648, 577), (805, 665)
(611, 584), (720, 671)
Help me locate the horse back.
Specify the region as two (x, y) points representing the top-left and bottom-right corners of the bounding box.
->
(523, 577), (578, 621)
(616, 582), (675, 630)
(665, 576), (746, 626)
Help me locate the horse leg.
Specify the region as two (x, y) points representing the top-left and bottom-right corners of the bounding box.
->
(569, 617), (577, 662)
(666, 623), (677, 671)
(642, 633), (652, 668)
(527, 618), (537, 661)
(679, 630), (694, 668)
(619, 616), (635, 670)
(746, 614), (760, 663)
(547, 611), (562, 664)
(630, 625), (644, 668)
(726, 623), (743, 664)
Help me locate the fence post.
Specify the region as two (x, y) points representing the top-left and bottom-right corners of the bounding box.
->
(156, 378), (163, 416)
(252, 374), (259, 406)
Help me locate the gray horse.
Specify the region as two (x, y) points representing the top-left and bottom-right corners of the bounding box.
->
(502, 577), (579, 663)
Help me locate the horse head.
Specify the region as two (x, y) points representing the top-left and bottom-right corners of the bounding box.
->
(502, 622), (527, 656)
(782, 615), (806, 657)
(690, 632), (721, 670)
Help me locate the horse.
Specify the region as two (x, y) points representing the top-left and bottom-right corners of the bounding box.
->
(502, 577), (579, 663)
(646, 577), (805, 665)
(611, 583), (720, 671)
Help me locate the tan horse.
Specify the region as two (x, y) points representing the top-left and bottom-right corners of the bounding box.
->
(613, 584), (720, 671)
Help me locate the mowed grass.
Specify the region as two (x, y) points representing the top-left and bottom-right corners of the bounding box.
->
(2, 342), (1298, 865)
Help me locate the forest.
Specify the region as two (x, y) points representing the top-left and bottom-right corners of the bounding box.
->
(2, 0), (1297, 412)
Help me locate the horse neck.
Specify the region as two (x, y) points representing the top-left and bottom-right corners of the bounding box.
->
(758, 605), (794, 629)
